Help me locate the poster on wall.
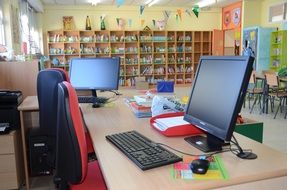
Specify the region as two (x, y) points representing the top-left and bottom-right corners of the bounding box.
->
(224, 11), (231, 27)
(232, 8), (240, 26)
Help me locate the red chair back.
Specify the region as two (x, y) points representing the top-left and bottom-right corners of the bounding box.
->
(56, 81), (87, 184)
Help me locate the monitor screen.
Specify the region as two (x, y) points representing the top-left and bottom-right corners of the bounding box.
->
(183, 56), (253, 152)
(69, 57), (120, 91)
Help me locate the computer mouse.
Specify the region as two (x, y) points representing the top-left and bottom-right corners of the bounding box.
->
(92, 103), (101, 108)
(190, 159), (210, 174)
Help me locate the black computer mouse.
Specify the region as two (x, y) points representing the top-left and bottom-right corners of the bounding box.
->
(92, 103), (101, 108)
(190, 159), (210, 174)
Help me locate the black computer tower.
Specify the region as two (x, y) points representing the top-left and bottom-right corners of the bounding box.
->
(29, 135), (53, 176)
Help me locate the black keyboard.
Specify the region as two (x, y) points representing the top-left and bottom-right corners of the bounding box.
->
(106, 131), (182, 170)
(78, 96), (108, 104)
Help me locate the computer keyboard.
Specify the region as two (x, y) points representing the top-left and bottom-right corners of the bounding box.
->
(106, 130), (182, 170)
(78, 96), (108, 104)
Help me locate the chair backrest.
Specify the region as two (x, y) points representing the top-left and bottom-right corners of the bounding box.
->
(265, 72), (278, 87)
(37, 68), (69, 136)
(249, 71), (256, 84)
(56, 81), (87, 185)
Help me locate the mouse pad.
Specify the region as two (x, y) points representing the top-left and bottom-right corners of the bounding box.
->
(171, 155), (229, 180)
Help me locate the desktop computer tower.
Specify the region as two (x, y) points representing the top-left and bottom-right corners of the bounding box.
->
(29, 135), (53, 176)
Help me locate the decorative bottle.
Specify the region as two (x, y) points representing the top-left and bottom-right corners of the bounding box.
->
(100, 16), (106, 30)
(86, 16), (91, 30)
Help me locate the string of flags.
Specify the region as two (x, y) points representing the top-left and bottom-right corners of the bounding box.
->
(114, 0), (200, 27)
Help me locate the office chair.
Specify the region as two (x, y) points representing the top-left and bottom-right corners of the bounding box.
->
(55, 81), (106, 190)
(29, 69), (68, 175)
(50, 68), (95, 155)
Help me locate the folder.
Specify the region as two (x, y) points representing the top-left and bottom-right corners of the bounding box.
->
(150, 112), (203, 137)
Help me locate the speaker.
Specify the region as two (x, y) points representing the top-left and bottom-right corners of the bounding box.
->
(29, 135), (53, 176)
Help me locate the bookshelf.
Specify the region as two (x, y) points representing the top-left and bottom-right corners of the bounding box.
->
(46, 30), (212, 86)
(269, 30), (287, 71)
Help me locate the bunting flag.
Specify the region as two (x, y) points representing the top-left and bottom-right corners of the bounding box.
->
(140, 5), (145, 15)
(141, 19), (145, 27)
(116, 18), (120, 26)
(116, 0), (124, 7)
(192, 5), (200, 18)
(128, 19), (132, 27)
(177, 9), (182, 21)
(185, 9), (192, 17)
(163, 10), (171, 20)
(152, 19), (156, 27)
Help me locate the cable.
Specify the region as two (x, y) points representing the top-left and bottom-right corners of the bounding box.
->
(230, 135), (257, 159)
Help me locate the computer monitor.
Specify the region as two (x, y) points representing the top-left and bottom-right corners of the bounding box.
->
(183, 56), (254, 154)
(69, 57), (120, 98)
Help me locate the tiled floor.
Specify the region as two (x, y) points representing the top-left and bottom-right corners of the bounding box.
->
(28, 87), (287, 189)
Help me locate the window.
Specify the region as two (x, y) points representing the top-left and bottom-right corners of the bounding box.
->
(19, 0), (41, 54)
(269, 3), (287, 22)
(0, 7), (5, 45)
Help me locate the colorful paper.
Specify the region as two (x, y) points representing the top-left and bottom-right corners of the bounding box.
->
(140, 5), (145, 15)
(116, 0), (124, 7)
(171, 155), (229, 180)
(192, 5), (199, 18)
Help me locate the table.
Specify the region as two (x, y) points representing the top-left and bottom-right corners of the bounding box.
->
(81, 98), (287, 190)
(18, 96), (39, 190)
(18, 95), (287, 190)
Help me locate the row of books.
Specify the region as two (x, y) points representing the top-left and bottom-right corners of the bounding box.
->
(124, 96), (152, 118)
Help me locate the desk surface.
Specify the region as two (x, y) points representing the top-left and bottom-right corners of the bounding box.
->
(19, 95), (287, 190)
(81, 99), (287, 190)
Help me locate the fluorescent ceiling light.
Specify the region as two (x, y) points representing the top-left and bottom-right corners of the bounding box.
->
(88, 0), (101, 6)
(196, 0), (216, 8)
(147, 0), (160, 7)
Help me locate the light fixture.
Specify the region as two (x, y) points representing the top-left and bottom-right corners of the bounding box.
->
(88, 0), (101, 6)
(196, 0), (216, 8)
(146, 0), (160, 7)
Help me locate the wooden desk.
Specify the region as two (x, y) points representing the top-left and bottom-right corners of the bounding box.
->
(82, 99), (287, 190)
(18, 96), (39, 190)
(18, 96), (287, 190)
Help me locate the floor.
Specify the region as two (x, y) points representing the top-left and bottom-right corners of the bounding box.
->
(28, 86), (287, 189)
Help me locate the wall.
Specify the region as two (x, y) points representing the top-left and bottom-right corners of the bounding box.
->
(42, 5), (221, 53)
(242, 0), (262, 28)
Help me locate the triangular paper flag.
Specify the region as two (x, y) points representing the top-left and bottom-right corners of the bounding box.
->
(177, 9), (182, 21)
(185, 9), (192, 17)
(163, 10), (171, 20)
(140, 5), (145, 15)
(141, 19), (145, 27)
(116, 18), (120, 26)
(128, 19), (132, 27)
(116, 0), (124, 7)
(192, 5), (199, 18)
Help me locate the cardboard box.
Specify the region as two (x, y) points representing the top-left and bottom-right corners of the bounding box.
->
(135, 77), (149, 90)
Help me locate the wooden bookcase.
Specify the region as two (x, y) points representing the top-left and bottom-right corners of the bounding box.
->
(269, 30), (287, 71)
(46, 30), (212, 86)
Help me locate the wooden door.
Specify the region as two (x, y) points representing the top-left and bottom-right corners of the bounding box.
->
(212, 29), (224, 56)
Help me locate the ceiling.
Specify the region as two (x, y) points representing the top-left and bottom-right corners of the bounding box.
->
(41, 0), (240, 7)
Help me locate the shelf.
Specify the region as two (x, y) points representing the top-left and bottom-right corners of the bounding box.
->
(47, 29), (212, 86)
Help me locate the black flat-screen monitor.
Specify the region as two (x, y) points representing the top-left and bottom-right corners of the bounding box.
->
(184, 56), (254, 153)
(70, 57), (120, 91)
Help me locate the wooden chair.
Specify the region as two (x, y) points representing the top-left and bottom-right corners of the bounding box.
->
(265, 72), (287, 119)
(246, 71), (264, 113)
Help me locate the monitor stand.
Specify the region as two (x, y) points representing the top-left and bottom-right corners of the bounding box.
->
(91, 90), (108, 108)
(184, 134), (228, 153)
